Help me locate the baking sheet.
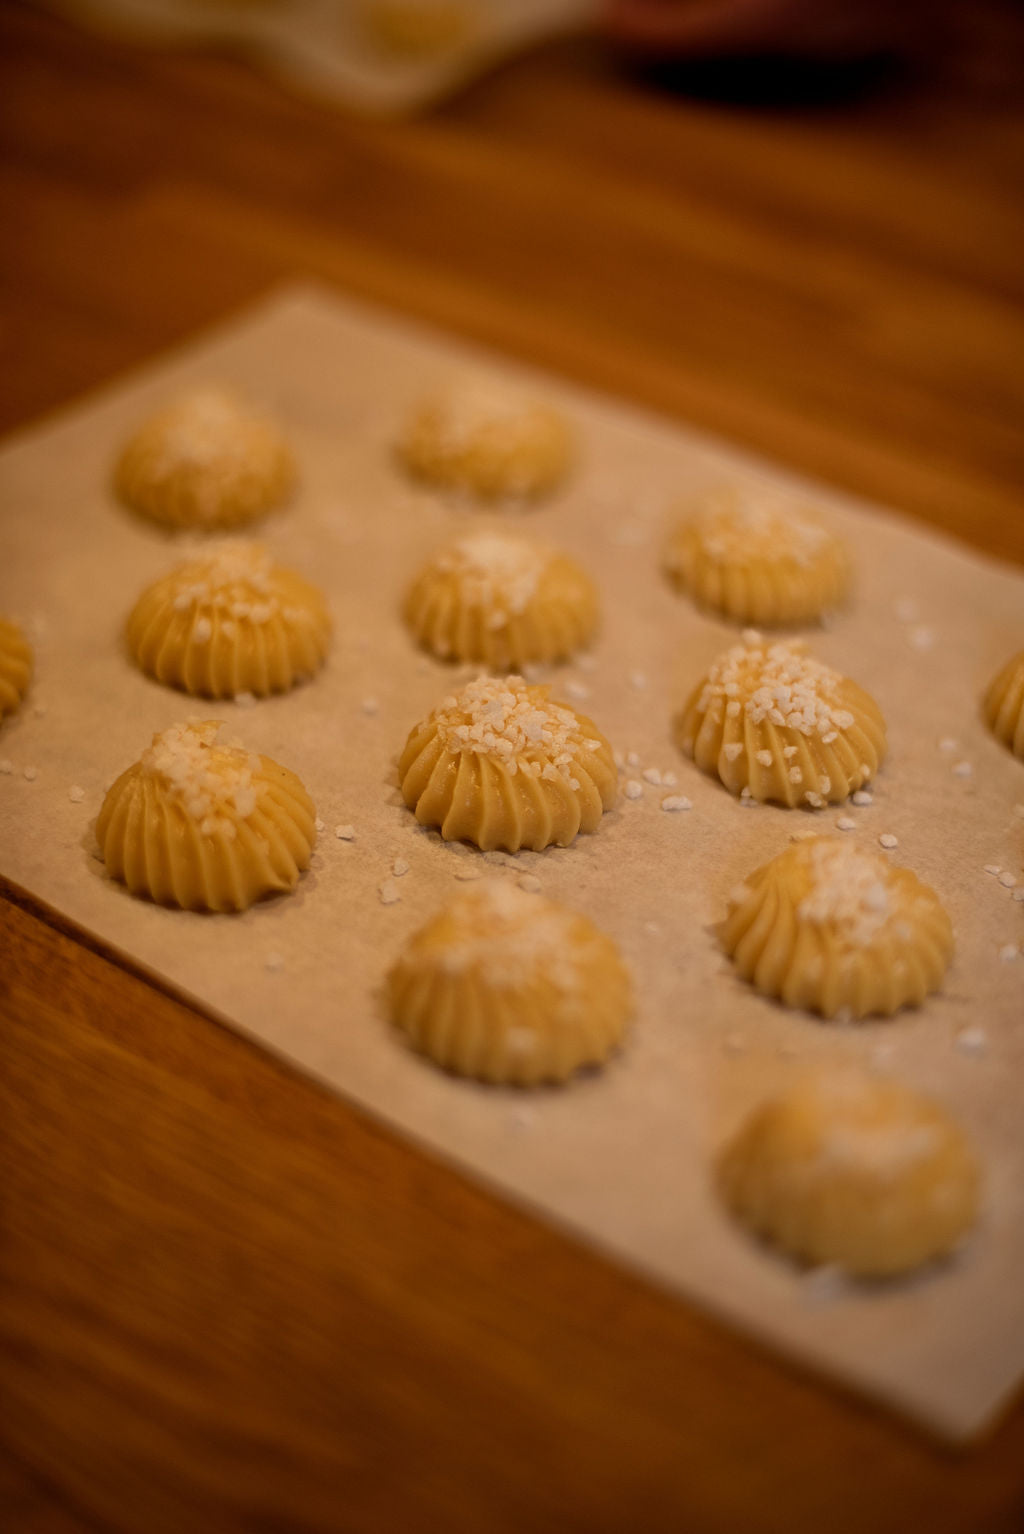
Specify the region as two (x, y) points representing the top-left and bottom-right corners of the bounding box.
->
(37, 0), (599, 115)
(1, 283), (1022, 1440)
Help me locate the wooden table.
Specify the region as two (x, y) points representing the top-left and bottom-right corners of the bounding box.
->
(2, 4), (1023, 1529)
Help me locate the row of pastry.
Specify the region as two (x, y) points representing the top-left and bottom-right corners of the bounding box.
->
(0, 381), (1007, 1291)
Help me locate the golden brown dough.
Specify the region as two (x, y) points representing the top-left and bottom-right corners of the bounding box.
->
(402, 530), (598, 669)
(0, 617), (32, 722)
(717, 1070), (980, 1277)
(96, 720), (315, 912)
(398, 674), (617, 851)
(675, 635), (886, 807)
(664, 483), (850, 626)
(114, 387), (296, 531)
(387, 881), (632, 1085)
(983, 648), (1024, 760)
(125, 541), (330, 699)
(720, 836), (953, 1019)
(397, 381), (573, 502)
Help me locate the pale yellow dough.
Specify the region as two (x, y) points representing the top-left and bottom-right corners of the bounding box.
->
(96, 720), (315, 912)
(398, 381), (573, 502)
(0, 618), (32, 721)
(721, 836), (953, 1019)
(717, 1070), (980, 1277)
(114, 387), (296, 531)
(402, 530), (598, 669)
(387, 881), (632, 1085)
(398, 674), (617, 852)
(361, 0), (471, 54)
(665, 483), (850, 626)
(676, 635), (886, 807)
(983, 648), (1024, 760)
(126, 541), (331, 699)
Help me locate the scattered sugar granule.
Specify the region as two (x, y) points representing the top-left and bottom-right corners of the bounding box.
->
(878, 833), (899, 850)
(629, 670), (648, 691)
(392, 857), (410, 878)
(334, 823), (356, 840)
(851, 789), (873, 806)
(802, 1265), (849, 1308)
(626, 750), (640, 769)
(956, 1027), (988, 1057)
(644, 920), (661, 935)
(234, 690), (257, 708)
(662, 771), (678, 786)
(642, 767), (662, 785)
(938, 737), (959, 754)
(0, 759), (13, 775)
(23, 766), (38, 782)
(998, 871), (1017, 889)
(952, 761), (973, 778)
(835, 816), (856, 831)
(998, 943), (1019, 962)
(68, 785), (85, 804)
(265, 951), (285, 973)
(893, 598), (918, 623)
(624, 779), (643, 801)
(361, 697), (380, 716)
(192, 617), (212, 645)
(984, 864), (1002, 876)
(454, 865), (482, 881)
(723, 1032), (746, 1055)
(564, 679), (590, 702)
(791, 828), (817, 842)
(907, 626), (935, 652)
(723, 742), (744, 762)
(379, 879), (400, 906)
(613, 748), (625, 770)
(661, 795), (692, 812)
(518, 873), (542, 894)
(315, 817), (325, 833)
(755, 749), (774, 768)
(1014, 888), (1024, 904)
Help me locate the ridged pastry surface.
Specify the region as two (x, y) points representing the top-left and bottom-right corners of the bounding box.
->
(676, 635), (886, 807)
(398, 674), (617, 851)
(983, 648), (1024, 760)
(0, 617), (32, 721)
(387, 881), (632, 1085)
(665, 483), (850, 626)
(718, 1070), (980, 1277)
(114, 387), (295, 530)
(402, 530), (598, 668)
(125, 541), (330, 699)
(96, 720), (315, 912)
(720, 836), (953, 1019)
(397, 380), (573, 502)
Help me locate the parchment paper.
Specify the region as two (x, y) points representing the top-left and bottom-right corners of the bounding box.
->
(1, 284), (1022, 1441)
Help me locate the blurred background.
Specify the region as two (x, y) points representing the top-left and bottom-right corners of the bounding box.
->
(4, 0), (1023, 561)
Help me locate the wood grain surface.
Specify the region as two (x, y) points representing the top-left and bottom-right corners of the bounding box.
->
(2, 3), (1024, 1529)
